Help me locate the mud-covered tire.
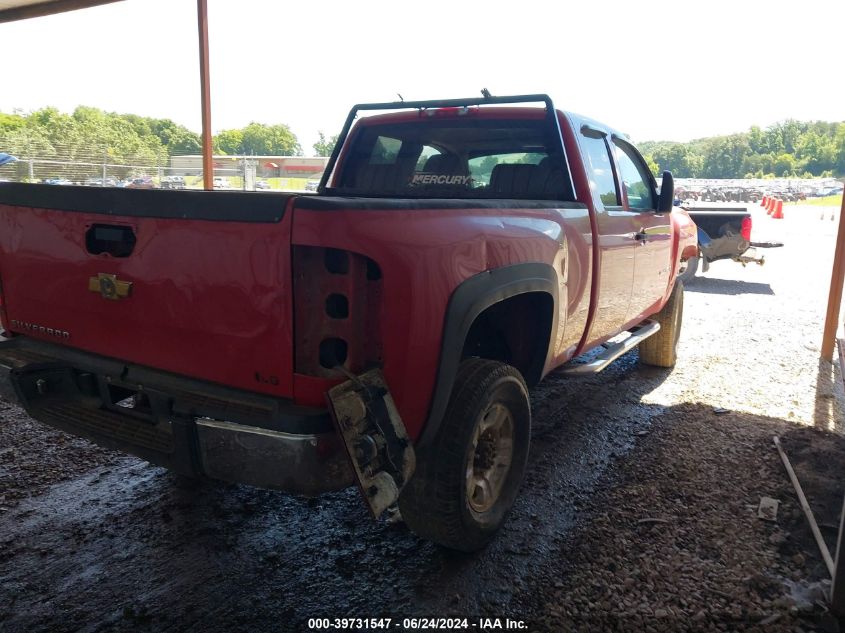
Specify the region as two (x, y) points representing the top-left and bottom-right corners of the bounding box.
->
(677, 256), (698, 285)
(399, 358), (530, 552)
(638, 280), (684, 368)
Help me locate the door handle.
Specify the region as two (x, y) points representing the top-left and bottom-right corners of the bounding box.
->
(634, 230), (649, 242)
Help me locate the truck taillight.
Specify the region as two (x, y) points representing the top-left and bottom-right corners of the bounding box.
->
(293, 246), (383, 378)
(741, 216), (752, 242)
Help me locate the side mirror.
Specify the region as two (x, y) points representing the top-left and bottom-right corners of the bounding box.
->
(657, 170), (674, 212)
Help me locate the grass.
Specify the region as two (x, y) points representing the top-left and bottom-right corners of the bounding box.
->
(267, 177), (309, 191)
(786, 194), (842, 206)
(182, 175), (310, 190)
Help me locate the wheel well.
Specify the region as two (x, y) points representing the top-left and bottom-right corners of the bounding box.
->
(460, 292), (553, 386)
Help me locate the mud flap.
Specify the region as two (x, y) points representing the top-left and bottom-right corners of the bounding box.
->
(326, 369), (415, 519)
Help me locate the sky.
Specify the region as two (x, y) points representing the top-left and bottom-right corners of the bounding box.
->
(1, 0), (843, 156)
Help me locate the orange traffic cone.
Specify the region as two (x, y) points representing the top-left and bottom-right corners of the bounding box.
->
(761, 195), (768, 207)
(772, 199), (784, 219)
(766, 197), (774, 214)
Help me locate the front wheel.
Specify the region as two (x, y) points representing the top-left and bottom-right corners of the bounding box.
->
(639, 280), (684, 368)
(399, 358), (531, 551)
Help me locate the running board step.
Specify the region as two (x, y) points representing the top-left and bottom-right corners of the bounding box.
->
(561, 320), (661, 376)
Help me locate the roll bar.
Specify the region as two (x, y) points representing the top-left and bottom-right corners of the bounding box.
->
(317, 93), (575, 199)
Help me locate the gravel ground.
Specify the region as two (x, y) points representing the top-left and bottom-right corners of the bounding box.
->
(0, 201), (844, 632)
(0, 399), (119, 510)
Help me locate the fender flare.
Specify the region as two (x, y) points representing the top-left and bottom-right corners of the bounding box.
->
(416, 262), (558, 449)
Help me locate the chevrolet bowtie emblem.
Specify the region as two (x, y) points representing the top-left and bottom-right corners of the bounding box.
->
(88, 273), (132, 301)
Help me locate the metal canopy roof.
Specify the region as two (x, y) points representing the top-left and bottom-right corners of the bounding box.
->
(0, 0), (122, 23)
(1, 0), (215, 191)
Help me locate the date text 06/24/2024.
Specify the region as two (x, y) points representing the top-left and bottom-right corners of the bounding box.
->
(307, 617), (528, 630)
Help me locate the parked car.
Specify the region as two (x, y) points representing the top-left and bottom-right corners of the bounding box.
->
(0, 94), (696, 551)
(126, 177), (154, 189)
(212, 176), (232, 190)
(160, 176), (186, 190)
(304, 180), (319, 192)
(254, 180), (271, 190)
(42, 178), (73, 185)
(84, 177), (117, 187)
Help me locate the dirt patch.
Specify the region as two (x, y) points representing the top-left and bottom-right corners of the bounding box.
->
(776, 426), (845, 578)
(517, 403), (843, 632)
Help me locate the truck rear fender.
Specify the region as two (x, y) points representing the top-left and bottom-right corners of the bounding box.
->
(416, 262), (558, 449)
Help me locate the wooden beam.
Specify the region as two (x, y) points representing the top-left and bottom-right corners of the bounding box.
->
(821, 193), (845, 359)
(831, 491), (845, 615)
(774, 436), (835, 577)
(0, 0), (122, 23)
(197, 0), (213, 191)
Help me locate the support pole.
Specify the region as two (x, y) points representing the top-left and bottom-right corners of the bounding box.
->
(197, 0), (213, 191)
(821, 193), (845, 359)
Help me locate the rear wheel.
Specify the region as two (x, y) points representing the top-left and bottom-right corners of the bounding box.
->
(639, 280), (684, 368)
(399, 358), (530, 551)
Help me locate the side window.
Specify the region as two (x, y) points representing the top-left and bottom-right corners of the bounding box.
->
(580, 133), (618, 207)
(613, 141), (654, 209)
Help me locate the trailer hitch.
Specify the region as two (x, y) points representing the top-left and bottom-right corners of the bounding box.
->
(733, 253), (765, 267)
(326, 369), (415, 519)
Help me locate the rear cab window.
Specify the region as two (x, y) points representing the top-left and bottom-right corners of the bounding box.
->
(331, 117), (575, 201)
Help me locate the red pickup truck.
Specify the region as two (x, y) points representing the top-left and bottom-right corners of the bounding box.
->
(0, 95), (696, 550)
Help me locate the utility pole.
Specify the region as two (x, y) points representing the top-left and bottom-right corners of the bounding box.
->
(197, 0), (213, 190)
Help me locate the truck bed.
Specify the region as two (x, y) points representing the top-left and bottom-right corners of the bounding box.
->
(682, 205), (750, 262)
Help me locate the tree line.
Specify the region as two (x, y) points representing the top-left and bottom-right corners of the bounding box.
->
(3, 107), (842, 179)
(0, 106), (341, 165)
(639, 119), (845, 179)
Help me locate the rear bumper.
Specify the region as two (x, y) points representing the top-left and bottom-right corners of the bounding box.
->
(194, 418), (352, 494)
(0, 337), (353, 496)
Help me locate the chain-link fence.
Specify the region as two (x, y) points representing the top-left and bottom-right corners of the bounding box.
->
(0, 137), (328, 191)
(5, 140), (836, 200)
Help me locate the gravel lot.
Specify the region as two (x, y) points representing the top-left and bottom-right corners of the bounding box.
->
(1, 201), (844, 632)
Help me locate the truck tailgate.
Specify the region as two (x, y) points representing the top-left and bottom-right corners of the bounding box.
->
(0, 184), (296, 398)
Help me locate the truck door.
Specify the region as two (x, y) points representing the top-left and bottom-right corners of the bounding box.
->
(611, 138), (673, 322)
(578, 128), (636, 342)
